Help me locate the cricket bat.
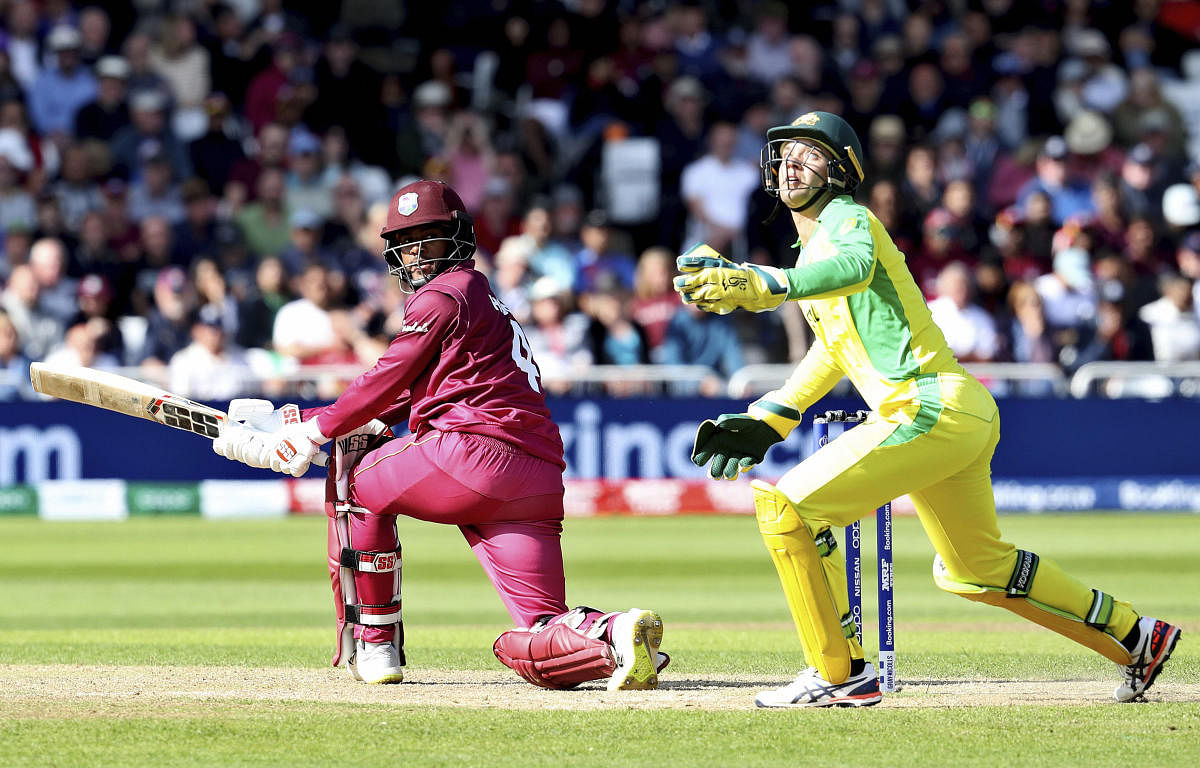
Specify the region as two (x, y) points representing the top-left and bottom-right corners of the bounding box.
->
(28, 362), (327, 467)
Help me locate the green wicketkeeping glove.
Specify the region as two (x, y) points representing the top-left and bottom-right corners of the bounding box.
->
(673, 243), (789, 315)
(691, 413), (786, 480)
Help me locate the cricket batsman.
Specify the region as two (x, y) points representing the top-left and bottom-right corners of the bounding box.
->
(211, 180), (667, 691)
(674, 111), (1181, 707)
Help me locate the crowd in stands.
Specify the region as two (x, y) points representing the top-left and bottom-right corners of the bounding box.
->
(3, 0), (1200, 402)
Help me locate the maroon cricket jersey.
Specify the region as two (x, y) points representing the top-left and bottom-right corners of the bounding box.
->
(311, 263), (566, 469)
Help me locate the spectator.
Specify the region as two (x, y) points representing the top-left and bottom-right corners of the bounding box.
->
(1176, 232), (1200, 319)
(1006, 280), (1057, 367)
(1072, 279), (1153, 370)
(629, 247), (680, 352)
(237, 256), (291, 350)
(928, 262), (1001, 362)
(51, 143), (101, 232)
(900, 144), (941, 232)
(394, 80), (453, 180)
(187, 93), (246, 195)
(3, 1), (40, 92)
(284, 129), (331, 219)
(516, 200), (575, 291)
(1035, 246), (1096, 331)
(193, 257), (239, 338)
(523, 275), (592, 395)
(445, 112), (496, 213)
(44, 319), (120, 370)
(318, 127), (391, 207)
(69, 274), (124, 363)
(574, 210), (636, 294)
(1069, 28), (1128, 115)
(1118, 143), (1166, 223)
(0, 144), (35, 231)
(122, 31), (171, 102)
(227, 121), (289, 206)
(473, 177), (522, 260)
(1112, 68), (1186, 161)
(908, 208), (971, 297)
(1139, 272), (1200, 362)
(0, 264), (61, 360)
(138, 266), (194, 366)
(680, 121), (759, 258)
(172, 179), (231, 264)
(244, 37), (302, 132)
(28, 25), (98, 137)
(865, 115), (906, 186)
(990, 52), (1029, 150)
(746, 3), (791, 86)
(492, 235), (535, 324)
(0, 310), (35, 400)
(110, 88), (191, 182)
(236, 166), (290, 259)
(655, 76), (708, 248)
(1017, 136), (1094, 226)
(272, 262), (340, 364)
(148, 13), (211, 140)
(127, 147), (185, 225)
(168, 304), (253, 400)
(74, 55), (132, 141)
(658, 303), (743, 396)
(581, 270), (650, 393)
(29, 238), (78, 326)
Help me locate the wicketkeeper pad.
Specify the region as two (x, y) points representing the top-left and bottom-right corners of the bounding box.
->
(932, 553), (1133, 665)
(753, 480), (855, 684)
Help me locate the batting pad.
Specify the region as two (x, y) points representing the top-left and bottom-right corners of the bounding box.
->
(932, 555), (1133, 665)
(753, 480), (853, 684)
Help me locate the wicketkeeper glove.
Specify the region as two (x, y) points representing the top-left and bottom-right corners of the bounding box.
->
(673, 243), (789, 315)
(691, 413), (786, 480)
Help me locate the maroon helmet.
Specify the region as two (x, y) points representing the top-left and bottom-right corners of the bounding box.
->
(380, 180), (476, 292)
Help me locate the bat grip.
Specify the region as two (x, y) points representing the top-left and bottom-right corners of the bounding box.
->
(313, 451), (329, 468)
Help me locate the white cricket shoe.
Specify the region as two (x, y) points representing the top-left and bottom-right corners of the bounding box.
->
(1114, 616), (1181, 702)
(755, 663), (882, 708)
(607, 608), (664, 690)
(348, 639), (404, 684)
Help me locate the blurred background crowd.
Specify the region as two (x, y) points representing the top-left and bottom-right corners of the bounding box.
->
(3, 0), (1200, 402)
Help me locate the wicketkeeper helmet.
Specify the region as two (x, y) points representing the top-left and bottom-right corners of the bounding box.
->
(760, 111), (866, 204)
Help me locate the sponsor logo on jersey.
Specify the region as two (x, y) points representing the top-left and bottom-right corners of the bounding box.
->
(401, 320), (430, 333)
(397, 192), (419, 216)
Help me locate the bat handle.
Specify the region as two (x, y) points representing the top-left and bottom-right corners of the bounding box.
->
(313, 451), (330, 468)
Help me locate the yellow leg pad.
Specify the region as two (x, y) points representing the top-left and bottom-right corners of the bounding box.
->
(932, 555), (1132, 665)
(752, 480), (853, 684)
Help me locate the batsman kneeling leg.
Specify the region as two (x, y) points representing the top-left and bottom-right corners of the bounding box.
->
(493, 606), (666, 690)
(752, 479), (863, 684)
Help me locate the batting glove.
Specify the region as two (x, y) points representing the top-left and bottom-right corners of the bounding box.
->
(673, 243), (789, 314)
(691, 413), (785, 480)
(268, 418), (329, 477)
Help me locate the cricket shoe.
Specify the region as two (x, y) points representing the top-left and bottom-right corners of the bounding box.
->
(607, 609), (664, 690)
(348, 639), (404, 684)
(1114, 617), (1181, 702)
(755, 663), (882, 708)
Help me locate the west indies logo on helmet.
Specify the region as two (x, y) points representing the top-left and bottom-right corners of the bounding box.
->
(759, 110), (866, 214)
(381, 180), (477, 292)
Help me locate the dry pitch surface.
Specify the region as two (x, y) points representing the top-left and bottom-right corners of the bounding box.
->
(1, 665), (1193, 712)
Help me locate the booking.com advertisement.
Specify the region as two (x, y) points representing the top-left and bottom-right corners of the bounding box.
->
(2, 397), (1200, 516)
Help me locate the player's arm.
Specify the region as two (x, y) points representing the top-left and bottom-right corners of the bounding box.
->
(781, 210), (876, 301)
(692, 336), (843, 480)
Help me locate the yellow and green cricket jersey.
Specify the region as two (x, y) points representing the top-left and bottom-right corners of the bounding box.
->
(749, 195), (997, 440)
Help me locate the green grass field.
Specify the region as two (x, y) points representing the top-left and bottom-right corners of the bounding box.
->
(1, 512), (1197, 767)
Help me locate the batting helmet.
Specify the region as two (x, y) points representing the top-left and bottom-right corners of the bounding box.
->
(381, 180), (476, 292)
(760, 111), (866, 206)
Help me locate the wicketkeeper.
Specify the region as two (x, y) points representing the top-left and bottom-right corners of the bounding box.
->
(676, 111), (1181, 707)
(213, 180), (667, 691)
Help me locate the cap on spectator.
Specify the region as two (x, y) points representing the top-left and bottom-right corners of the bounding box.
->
(1162, 183), (1200, 228)
(850, 59), (880, 81)
(931, 109), (968, 144)
(194, 304), (224, 329)
(1064, 111), (1111, 155)
(181, 178), (211, 203)
(102, 177), (127, 197)
(1071, 29), (1110, 59)
(993, 51), (1026, 77)
(1182, 230), (1200, 253)
(529, 275), (567, 302)
(1040, 136), (1069, 161)
(968, 98), (996, 121)
(552, 184), (583, 207)
(288, 130), (320, 156)
(412, 80), (452, 109)
(0, 128), (33, 172)
(873, 35), (903, 59)
(666, 76), (707, 108)
(130, 89), (167, 113)
(1128, 143), (1155, 166)
(869, 115), (905, 144)
(95, 55), (130, 80)
(923, 207), (956, 234)
(1058, 58), (1088, 83)
(1097, 278), (1125, 304)
(156, 266), (188, 294)
(1052, 247), (1092, 291)
(289, 208), (322, 230)
(1139, 109), (1171, 136)
(77, 274), (112, 301)
(582, 209), (610, 229)
(47, 25), (82, 51)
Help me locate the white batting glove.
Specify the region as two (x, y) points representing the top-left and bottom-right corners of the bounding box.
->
(212, 422), (274, 468)
(268, 418), (329, 477)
